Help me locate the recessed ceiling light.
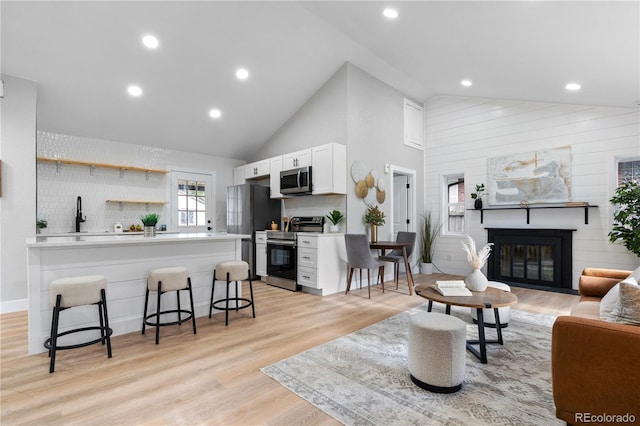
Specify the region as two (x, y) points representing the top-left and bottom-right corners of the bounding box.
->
(236, 68), (249, 80)
(127, 85), (142, 96)
(142, 35), (159, 49)
(460, 80), (472, 87)
(565, 83), (581, 91)
(383, 8), (399, 19)
(209, 109), (221, 119)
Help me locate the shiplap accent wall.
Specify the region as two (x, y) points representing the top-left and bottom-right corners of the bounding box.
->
(425, 96), (640, 290)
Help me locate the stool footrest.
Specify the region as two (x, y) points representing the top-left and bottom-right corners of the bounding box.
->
(410, 374), (462, 394)
(44, 326), (113, 351)
(144, 309), (194, 327)
(212, 298), (253, 311)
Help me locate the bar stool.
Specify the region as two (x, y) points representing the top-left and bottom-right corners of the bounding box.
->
(142, 267), (196, 344)
(210, 260), (255, 326)
(44, 275), (113, 373)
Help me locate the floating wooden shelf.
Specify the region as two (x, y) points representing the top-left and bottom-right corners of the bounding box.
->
(37, 156), (168, 177)
(469, 203), (598, 225)
(106, 200), (168, 205)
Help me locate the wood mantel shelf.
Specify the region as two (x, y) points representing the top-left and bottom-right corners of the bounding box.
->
(468, 203), (598, 225)
(37, 156), (168, 176)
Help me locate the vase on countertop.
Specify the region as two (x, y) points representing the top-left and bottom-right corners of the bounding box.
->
(465, 268), (488, 292)
(144, 226), (156, 237)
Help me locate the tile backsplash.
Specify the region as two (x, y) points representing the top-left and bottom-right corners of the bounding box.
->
(37, 132), (169, 233)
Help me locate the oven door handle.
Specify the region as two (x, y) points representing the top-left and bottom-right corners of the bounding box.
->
(267, 240), (296, 246)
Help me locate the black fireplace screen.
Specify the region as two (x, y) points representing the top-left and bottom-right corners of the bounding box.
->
(488, 228), (574, 290)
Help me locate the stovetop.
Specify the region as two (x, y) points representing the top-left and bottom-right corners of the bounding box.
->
(267, 216), (324, 240)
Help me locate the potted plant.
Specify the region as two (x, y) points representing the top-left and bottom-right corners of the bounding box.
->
(363, 205), (385, 242)
(470, 183), (486, 209)
(419, 211), (442, 274)
(325, 210), (344, 233)
(36, 219), (48, 234)
(140, 213), (160, 237)
(608, 180), (640, 257)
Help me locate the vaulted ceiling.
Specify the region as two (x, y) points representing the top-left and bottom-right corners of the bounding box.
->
(2, 1), (638, 160)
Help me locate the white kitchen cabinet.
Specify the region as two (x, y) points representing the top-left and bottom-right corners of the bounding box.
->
(296, 233), (346, 295)
(245, 159), (270, 180)
(269, 156), (284, 199)
(282, 148), (311, 170)
(233, 165), (246, 185)
(311, 143), (346, 195)
(255, 231), (267, 278)
(404, 98), (424, 151)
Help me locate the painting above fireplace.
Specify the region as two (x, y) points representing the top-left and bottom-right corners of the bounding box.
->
(487, 228), (576, 293)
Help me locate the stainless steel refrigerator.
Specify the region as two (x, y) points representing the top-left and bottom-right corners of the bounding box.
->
(226, 183), (281, 279)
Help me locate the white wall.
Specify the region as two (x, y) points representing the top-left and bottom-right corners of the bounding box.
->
(425, 96), (640, 289)
(0, 75), (38, 312)
(37, 131), (244, 234)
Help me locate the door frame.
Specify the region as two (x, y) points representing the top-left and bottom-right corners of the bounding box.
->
(388, 165), (416, 267)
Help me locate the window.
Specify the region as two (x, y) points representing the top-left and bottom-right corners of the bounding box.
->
(445, 174), (465, 234)
(617, 158), (640, 185)
(177, 179), (206, 226)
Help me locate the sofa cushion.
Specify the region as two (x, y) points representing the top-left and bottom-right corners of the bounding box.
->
(600, 283), (620, 320)
(570, 301), (601, 320)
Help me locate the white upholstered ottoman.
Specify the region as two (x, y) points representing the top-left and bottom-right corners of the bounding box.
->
(408, 312), (466, 393)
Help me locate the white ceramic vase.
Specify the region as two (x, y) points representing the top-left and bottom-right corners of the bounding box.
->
(329, 224), (340, 233)
(465, 268), (488, 292)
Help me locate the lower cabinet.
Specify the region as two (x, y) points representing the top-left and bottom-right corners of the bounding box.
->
(255, 231), (267, 278)
(296, 233), (346, 295)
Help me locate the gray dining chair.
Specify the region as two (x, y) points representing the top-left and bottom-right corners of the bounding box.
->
(344, 234), (385, 299)
(378, 231), (416, 290)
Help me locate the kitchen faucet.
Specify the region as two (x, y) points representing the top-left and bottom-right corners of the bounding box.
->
(75, 196), (86, 232)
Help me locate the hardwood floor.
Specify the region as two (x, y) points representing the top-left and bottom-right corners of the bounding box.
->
(1, 274), (578, 425)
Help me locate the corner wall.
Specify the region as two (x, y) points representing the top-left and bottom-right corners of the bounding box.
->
(425, 95), (640, 289)
(0, 75), (37, 312)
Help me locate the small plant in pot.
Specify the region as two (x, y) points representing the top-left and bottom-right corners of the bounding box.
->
(140, 213), (160, 237)
(470, 184), (486, 209)
(325, 210), (344, 233)
(36, 219), (48, 234)
(363, 205), (385, 243)
(608, 180), (640, 257)
(420, 211), (442, 274)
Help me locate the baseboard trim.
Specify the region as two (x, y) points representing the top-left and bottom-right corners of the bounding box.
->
(1, 298), (28, 314)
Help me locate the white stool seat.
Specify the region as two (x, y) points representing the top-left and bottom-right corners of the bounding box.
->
(148, 267), (189, 292)
(470, 281), (511, 326)
(50, 275), (106, 307)
(215, 261), (250, 281)
(408, 312), (466, 393)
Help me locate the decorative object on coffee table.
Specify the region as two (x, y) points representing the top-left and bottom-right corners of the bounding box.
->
(461, 234), (492, 291)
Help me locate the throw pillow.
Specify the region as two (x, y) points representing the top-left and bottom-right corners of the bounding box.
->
(601, 266), (640, 323)
(615, 281), (640, 325)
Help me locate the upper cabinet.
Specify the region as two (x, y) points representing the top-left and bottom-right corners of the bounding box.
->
(282, 149), (311, 170)
(269, 156), (284, 198)
(312, 143), (346, 195)
(245, 159), (270, 180)
(233, 165), (246, 185)
(404, 98), (424, 151)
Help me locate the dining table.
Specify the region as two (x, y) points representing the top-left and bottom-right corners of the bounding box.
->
(370, 240), (415, 295)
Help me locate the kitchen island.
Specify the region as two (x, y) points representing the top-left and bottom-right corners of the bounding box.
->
(26, 232), (250, 354)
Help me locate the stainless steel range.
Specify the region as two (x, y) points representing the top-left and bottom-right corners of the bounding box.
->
(265, 216), (324, 291)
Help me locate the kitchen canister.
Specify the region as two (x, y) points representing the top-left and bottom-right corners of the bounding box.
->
(114, 222), (123, 233)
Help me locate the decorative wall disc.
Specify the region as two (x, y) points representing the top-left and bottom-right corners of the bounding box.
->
(377, 189), (386, 204)
(364, 189), (377, 207)
(351, 161), (367, 183)
(376, 178), (385, 192)
(355, 180), (368, 198)
(365, 173), (375, 188)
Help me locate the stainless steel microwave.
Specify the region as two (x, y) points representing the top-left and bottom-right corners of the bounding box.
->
(280, 166), (312, 195)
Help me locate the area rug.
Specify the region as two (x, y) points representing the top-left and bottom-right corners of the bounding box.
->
(261, 304), (563, 426)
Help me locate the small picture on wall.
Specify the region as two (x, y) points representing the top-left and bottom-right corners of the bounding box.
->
(488, 147), (571, 205)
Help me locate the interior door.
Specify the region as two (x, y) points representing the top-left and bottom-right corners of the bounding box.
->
(170, 171), (214, 232)
(393, 174), (409, 238)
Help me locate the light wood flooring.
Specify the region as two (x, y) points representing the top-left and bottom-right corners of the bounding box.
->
(1, 274), (578, 425)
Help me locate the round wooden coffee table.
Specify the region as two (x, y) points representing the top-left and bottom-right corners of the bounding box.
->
(414, 285), (518, 364)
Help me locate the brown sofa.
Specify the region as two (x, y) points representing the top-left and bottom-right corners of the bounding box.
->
(551, 268), (640, 425)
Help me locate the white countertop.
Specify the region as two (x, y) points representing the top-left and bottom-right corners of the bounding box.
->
(26, 232), (251, 248)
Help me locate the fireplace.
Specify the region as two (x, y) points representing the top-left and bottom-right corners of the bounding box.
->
(487, 228), (575, 293)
